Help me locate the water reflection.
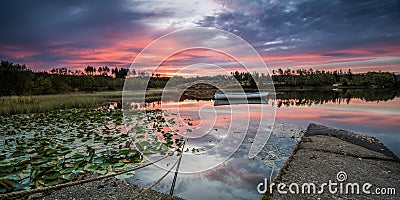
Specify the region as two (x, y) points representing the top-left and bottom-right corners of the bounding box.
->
(274, 89), (398, 107)
(273, 89), (400, 156)
(119, 89), (399, 199)
(115, 89), (399, 156)
(127, 119), (300, 200)
(214, 99), (268, 106)
(110, 89), (399, 110)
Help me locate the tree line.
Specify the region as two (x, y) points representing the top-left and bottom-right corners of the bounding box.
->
(1, 60), (399, 96)
(270, 68), (399, 87)
(0, 61), (128, 96)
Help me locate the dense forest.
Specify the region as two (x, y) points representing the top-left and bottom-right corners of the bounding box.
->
(0, 60), (399, 96)
(271, 68), (399, 88)
(144, 69), (400, 89)
(0, 61), (127, 96)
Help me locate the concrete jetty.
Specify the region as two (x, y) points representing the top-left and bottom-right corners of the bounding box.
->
(266, 123), (400, 199)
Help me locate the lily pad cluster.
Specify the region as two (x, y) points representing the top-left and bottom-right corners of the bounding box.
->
(0, 108), (178, 193)
(128, 109), (184, 153)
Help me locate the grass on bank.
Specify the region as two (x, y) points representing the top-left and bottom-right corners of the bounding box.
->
(0, 91), (122, 115)
(0, 90), (163, 115)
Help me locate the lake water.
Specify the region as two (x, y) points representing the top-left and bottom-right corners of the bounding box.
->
(1, 89), (397, 198)
(126, 89), (400, 200)
(275, 92), (400, 157)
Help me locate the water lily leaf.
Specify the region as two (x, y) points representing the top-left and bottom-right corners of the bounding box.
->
(0, 165), (13, 173)
(16, 178), (31, 190)
(44, 179), (64, 186)
(43, 149), (58, 156)
(118, 148), (130, 156)
(73, 160), (86, 169)
(96, 169), (107, 175)
(0, 154), (7, 161)
(62, 173), (73, 180)
(160, 144), (169, 152)
(42, 171), (61, 180)
(92, 156), (105, 164)
(0, 178), (19, 190)
(100, 163), (110, 170)
(115, 172), (135, 180)
(30, 167), (40, 179)
(12, 150), (25, 157)
(70, 153), (84, 159)
(84, 164), (99, 171)
(33, 179), (45, 188)
(167, 118), (175, 125)
(0, 107), (155, 192)
(40, 162), (55, 169)
(60, 150), (72, 156)
(112, 162), (125, 168)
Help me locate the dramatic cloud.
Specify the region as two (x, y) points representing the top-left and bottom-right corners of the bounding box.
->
(198, 0), (400, 71)
(199, 0), (400, 53)
(0, 0), (399, 72)
(0, 0), (166, 69)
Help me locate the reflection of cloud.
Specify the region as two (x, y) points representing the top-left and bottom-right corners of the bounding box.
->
(277, 98), (400, 128)
(276, 97), (400, 157)
(203, 161), (265, 190)
(319, 114), (382, 121)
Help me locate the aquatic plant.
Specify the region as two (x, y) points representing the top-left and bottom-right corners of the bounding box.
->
(0, 108), (178, 193)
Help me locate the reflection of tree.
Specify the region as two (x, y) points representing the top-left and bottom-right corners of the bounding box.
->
(275, 89), (397, 107)
(136, 88), (398, 107)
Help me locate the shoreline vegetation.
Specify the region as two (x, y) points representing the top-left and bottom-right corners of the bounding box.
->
(0, 91), (164, 115)
(0, 92), (122, 115)
(1, 88), (398, 116)
(1, 60), (399, 115)
(1, 60), (399, 96)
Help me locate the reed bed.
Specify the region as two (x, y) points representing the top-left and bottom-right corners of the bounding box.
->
(0, 91), (124, 115)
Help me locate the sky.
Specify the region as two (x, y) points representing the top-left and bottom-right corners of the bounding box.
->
(0, 0), (399, 75)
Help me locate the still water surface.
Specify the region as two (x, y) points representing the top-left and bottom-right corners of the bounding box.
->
(127, 90), (400, 200)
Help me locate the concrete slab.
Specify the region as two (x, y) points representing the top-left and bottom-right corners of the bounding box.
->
(265, 123), (400, 200)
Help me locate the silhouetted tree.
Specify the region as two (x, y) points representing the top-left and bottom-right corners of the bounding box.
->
(0, 61), (34, 96)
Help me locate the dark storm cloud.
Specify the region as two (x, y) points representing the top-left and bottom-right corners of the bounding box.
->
(0, 0), (398, 71)
(0, 0), (158, 45)
(0, 0), (168, 67)
(197, 0), (400, 55)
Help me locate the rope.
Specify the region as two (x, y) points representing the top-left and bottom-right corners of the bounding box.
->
(131, 140), (186, 200)
(0, 149), (176, 200)
(169, 146), (183, 195)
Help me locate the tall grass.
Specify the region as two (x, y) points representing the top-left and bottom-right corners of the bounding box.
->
(0, 90), (164, 115)
(0, 91), (123, 115)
